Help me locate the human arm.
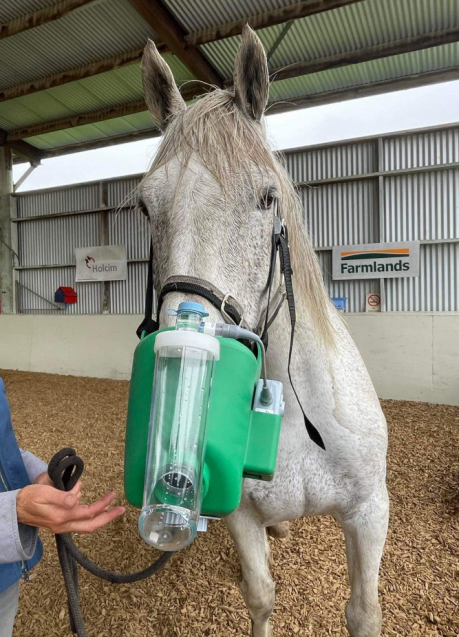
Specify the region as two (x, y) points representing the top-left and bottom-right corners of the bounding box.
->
(20, 449), (48, 484)
(0, 482), (81, 565)
(0, 489), (40, 564)
(0, 449), (48, 565)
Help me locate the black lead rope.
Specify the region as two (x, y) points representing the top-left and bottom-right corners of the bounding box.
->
(48, 448), (173, 637)
(277, 227), (326, 451)
(136, 241), (157, 339)
(260, 224), (279, 350)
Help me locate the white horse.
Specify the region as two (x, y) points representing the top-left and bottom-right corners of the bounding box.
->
(138, 27), (389, 637)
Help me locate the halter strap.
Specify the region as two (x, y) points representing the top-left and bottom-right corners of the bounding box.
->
(137, 234), (279, 340)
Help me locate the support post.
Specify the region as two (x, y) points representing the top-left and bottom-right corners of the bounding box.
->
(0, 146), (14, 313)
(377, 137), (386, 313)
(99, 181), (110, 314)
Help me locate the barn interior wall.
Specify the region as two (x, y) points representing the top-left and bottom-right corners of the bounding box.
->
(0, 314), (140, 380)
(1, 124), (458, 405)
(0, 313), (457, 406)
(12, 125), (459, 316)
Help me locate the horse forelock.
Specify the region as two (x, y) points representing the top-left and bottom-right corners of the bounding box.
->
(142, 88), (337, 347)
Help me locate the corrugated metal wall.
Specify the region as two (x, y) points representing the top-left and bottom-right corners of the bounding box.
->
(13, 125), (459, 314)
(15, 175), (145, 314)
(17, 183), (100, 218)
(380, 129), (459, 312)
(283, 125), (459, 312)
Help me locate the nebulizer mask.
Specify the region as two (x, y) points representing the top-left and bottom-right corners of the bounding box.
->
(124, 301), (284, 551)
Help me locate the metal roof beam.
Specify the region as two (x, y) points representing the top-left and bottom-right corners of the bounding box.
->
(23, 129), (161, 161)
(0, 2), (359, 103)
(269, 25), (459, 82)
(0, 47), (146, 103)
(0, 0), (93, 40)
(9, 140), (44, 164)
(186, 0), (366, 46)
(0, 0), (363, 46)
(267, 66), (459, 114)
(15, 119), (459, 165)
(6, 84), (202, 141)
(0, 40), (173, 103)
(8, 22), (459, 143)
(126, 0), (222, 86)
(14, 65), (459, 159)
(2, 10), (457, 108)
(7, 101), (150, 141)
(0, 129), (44, 163)
(8, 63), (459, 142)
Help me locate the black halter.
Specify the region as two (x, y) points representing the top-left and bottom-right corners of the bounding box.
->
(137, 212), (326, 451)
(137, 215), (283, 342)
(136, 270), (246, 339)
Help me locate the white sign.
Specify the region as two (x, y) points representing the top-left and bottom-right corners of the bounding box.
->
(366, 293), (381, 312)
(332, 241), (420, 280)
(75, 245), (127, 282)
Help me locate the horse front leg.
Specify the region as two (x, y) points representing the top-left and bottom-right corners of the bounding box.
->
(225, 508), (275, 637)
(339, 488), (389, 637)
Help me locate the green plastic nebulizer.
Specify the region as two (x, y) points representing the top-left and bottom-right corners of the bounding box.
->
(124, 302), (284, 551)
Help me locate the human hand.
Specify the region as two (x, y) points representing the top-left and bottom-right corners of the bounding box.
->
(16, 482), (125, 534)
(34, 473), (84, 506)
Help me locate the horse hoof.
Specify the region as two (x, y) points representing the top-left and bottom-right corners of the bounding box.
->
(267, 522), (290, 540)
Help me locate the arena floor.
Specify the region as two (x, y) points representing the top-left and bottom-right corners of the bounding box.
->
(2, 369), (457, 637)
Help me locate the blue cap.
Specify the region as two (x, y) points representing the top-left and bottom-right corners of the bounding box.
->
(177, 301), (209, 317)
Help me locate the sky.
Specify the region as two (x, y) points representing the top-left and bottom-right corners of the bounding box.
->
(12, 79), (459, 192)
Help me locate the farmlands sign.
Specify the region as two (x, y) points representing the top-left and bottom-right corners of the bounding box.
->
(332, 242), (420, 280)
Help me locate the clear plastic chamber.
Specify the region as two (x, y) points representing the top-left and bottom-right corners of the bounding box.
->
(138, 326), (219, 551)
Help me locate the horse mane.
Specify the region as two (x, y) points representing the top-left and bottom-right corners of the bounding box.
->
(147, 89), (337, 346)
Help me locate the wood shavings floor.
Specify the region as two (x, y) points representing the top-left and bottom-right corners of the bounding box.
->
(1, 370), (457, 637)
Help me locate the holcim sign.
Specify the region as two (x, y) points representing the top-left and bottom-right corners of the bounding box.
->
(75, 245), (127, 282)
(332, 241), (420, 281)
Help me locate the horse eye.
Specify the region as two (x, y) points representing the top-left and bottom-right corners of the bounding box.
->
(258, 189), (276, 211)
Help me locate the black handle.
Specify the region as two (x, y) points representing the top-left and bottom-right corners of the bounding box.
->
(48, 447), (84, 492)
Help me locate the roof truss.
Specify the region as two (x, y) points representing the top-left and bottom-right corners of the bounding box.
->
(2, 0), (459, 161)
(186, 0), (366, 46)
(11, 64), (459, 163)
(6, 25), (459, 144)
(126, 0), (222, 85)
(0, 0), (93, 40)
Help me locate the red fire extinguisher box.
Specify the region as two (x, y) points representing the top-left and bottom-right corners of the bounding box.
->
(54, 287), (77, 304)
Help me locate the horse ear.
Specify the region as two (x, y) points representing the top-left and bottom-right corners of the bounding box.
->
(233, 26), (269, 121)
(142, 39), (186, 131)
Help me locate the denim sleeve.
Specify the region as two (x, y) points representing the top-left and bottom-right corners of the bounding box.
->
(0, 490), (38, 564)
(19, 450), (48, 484)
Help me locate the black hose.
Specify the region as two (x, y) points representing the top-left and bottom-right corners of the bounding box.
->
(48, 448), (173, 636)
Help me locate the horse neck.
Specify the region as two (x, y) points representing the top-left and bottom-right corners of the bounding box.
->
(265, 299), (320, 384)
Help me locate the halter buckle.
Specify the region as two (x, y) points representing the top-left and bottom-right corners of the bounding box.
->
(221, 293), (244, 327)
(273, 215), (283, 237)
